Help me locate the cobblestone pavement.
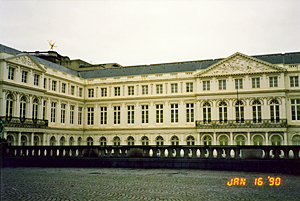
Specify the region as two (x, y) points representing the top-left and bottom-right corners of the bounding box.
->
(1, 168), (300, 201)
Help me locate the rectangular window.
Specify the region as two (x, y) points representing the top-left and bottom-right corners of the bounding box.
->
(61, 104), (66, 124)
(88, 88), (94, 97)
(269, 77), (278, 87)
(87, 107), (94, 125)
(171, 83), (178, 93)
(8, 67), (14, 80)
(52, 81), (57, 91)
(22, 71), (28, 83)
(43, 100), (46, 119)
(203, 81), (210, 91)
(100, 107), (107, 125)
(62, 83), (66, 93)
(101, 88), (107, 97)
(141, 105), (149, 124)
(156, 84), (163, 94)
(186, 103), (194, 123)
(218, 80), (226, 90)
(186, 82), (193, 92)
(51, 102), (56, 123)
(127, 105), (134, 124)
(114, 106), (121, 124)
(142, 85), (148, 95)
(171, 104), (178, 123)
(128, 86), (134, 95)
(252, 78), (260, 88)
(70, 105), (74, 124)
(114, 87), (120, 96)
(290, 76), (299, 87)
(291, 99), (300, 121)
(235, 79), (243, 89)
(156, 104), (163, 123)
(34, 74), (39, 86)
(44, 78), (47, 89)
(79, 88), (83, 97)
(78, 107), (82, 125)
(71, 86), (75, 95)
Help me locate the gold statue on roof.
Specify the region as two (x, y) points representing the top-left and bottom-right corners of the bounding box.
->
(47, 40), (57, 51)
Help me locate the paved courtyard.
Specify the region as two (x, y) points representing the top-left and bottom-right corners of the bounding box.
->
(1, 168), (300, 201)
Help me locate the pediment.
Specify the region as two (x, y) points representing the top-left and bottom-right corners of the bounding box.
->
(196, 52), (286, 77)
(5, 53), (46, 72)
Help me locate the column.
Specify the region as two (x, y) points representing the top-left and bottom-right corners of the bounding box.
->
(281, 97), (287, 119)
(265, 132), (269, 145)
(230, 132), (233, 145)
(28, 96), (33, 119)
(31, 133), (34, 146)
(196, 78), (200, 93)
(213, 132), (217, 145)
(1, 90), (7, 116)
(18, 132), (22, 146)
(198, 133), (202, 145)
(247, 132), (251, 145)
(15, 94), (20, 117)
(284, 132), (287, 145)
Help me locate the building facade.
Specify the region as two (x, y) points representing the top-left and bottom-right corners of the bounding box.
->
(1, 44), (300, 146)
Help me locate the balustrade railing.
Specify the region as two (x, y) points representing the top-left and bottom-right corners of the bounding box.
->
(0, 116), (48, 128)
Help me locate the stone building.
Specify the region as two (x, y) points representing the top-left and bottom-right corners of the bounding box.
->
(0, 44), (299, 146)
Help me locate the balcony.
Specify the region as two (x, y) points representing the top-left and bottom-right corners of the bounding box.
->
(0, 116), (48, 129)
(196, 119), (287, 129)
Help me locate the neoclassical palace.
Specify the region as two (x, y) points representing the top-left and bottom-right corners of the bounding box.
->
(0, 44), (300, 146)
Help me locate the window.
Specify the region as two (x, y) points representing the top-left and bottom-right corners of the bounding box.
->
(269, 77), (278, 87)
(186, 82), (193, 92)
(62, 83), (66, 93)
(87, 107), (94, 125)
(44, 78), (47, 89)
(71, 86), (75, 95)
(235, 101), (244, 123)
(142, 85), (148, 95)
(78, 107), (82, 125)
(70, 105), (74, 124)
(156, 104), (163, 123)
(203, 136), (212, 145)
(79, 88), (83, 97)
(156, 84), (163, 94)
(219, 135), (228, 145)
(271, 135), (282, 145)
(61, 104), (66, 124)
(127, 136), (135, 145)
(6, 94), (14, 117)
(203, 102), (211, 124)
(141, 136), (149, 145)
(171, 136), (179, 145)
(114, 106), (121, 124)
(8, 67), (14, 80)
(156, 136), (164, 145)
(171, 83), (178, 93)
(252, 100), (262, 123)
(291, 99), (300, 121)
(114, 87), (120, 96)
(52, 80), (57, 91)
(186, 136), (195, 145)
(219, 101), (227, 123)
(128, 86), (134, 95)
(100, 107), (107, 125)
(186, 103), (194, 123)
(101, 88), (107, 97)
(236, 135), (246, 145)
(141, 105), (148, 124)
(100, 137), (107, 146)
(218, 80), (226, 90)
(235, 79), (243, 89)
(113, 136), (121, 146)
(60, 137), (66, 146)
(34, 74), (39, 86)
(69, 137), (74, 146)
(22, 71), (28, 83)
(127, 105), (134, 124)
(50, 136), (56, 146)
(87, 137), (93, 146)
(252, 78), (260, 88)
(270, 99), (280, 123)
(20, 96), (26, 118)
(253, 135), (263, 145)
(32, 99), (38, 119)
(51, 102), (56, 123)
(290, 76), (299, 87)
(292, 135), (300, 145)
(43, 100), (46, 119)
(78, 137), (82, 145)
(203, 81), (210, 91)
(88, 88), (94, 97)
(171, 104), (178, 123)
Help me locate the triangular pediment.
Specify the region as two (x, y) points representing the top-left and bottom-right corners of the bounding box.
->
(196, 52), (286, 77)
(5, 53), (46, 72)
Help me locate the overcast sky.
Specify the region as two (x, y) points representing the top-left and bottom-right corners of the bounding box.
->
(1, 0), (299, 66)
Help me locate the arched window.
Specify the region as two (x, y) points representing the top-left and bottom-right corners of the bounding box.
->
(235, 101), (244, 123)
(60, 136), (66, 146)
(32, 99), (39, 119)
(219, 135), (228, 145)
(236, 135), (245, 145)
(186, 135), (195, 145)
(127, 136), (135, 145)
(20, 96), (27, 118)
(87, 137), (93, 146)
(69, 137), (74, 146)
(113, 136), (121, 146)
(141, 136), (149, 145)
(78, 137), (82, 145)
(21, 135), (27, 146)
(203, 102), (211, 124)
(6, 94), (14, 117)
(253, 135), (263, 145)
(156, 136), (164, 145)
(34, 136), (39, 146)
(252, 100), (262, 123)
(203, 135), (212, 145)
(50, 136), (56, 146)
(270, 99), (280, 123)
(219, 101), (227, 123)
(100, 137), (107, 146)
(271, 135), (282, 145)
(7, 135), (14, 146)
(292, 135), (300, 145)
(171, 136), (179, 145)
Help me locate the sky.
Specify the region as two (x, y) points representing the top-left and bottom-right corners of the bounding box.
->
(0, 0), (300, 66)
